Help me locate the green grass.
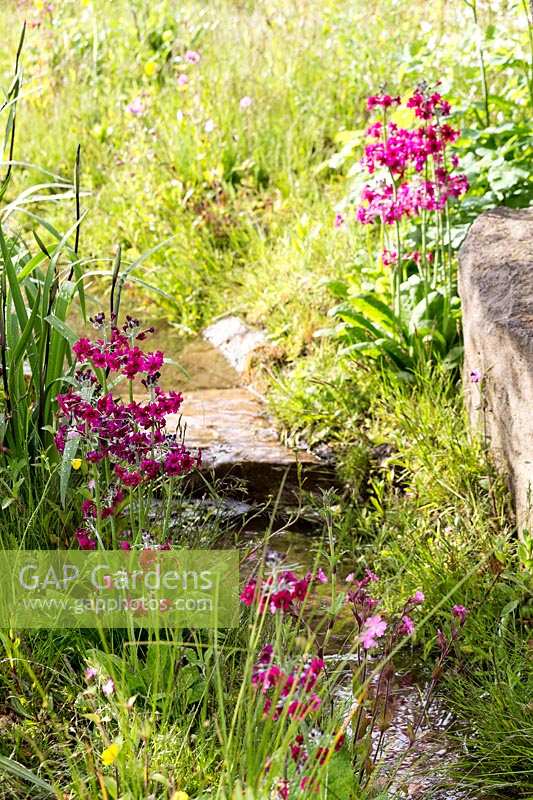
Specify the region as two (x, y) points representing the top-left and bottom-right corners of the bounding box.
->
(1, 0), (529, 337)
(448, 622), (533, 797)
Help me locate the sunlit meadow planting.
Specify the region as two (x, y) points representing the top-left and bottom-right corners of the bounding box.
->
(0, 0), (532, 798)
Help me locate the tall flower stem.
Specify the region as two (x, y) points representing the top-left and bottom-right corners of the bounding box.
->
(522, 0), (533, 109)
(464, 0), (490, 126)
(92, 463), (104, 549)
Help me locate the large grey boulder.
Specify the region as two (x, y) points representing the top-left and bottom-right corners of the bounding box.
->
(459, 207), (533, 535)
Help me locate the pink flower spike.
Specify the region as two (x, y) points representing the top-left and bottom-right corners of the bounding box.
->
(410, 590), (425, 605)
(119, 540), (131, 550)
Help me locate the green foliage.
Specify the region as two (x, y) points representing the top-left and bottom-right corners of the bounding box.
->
(0, 32), (85, 466)
(325, 276), (462, 375)
(448, 618), (533, 796)
(0, 220), (84, 459)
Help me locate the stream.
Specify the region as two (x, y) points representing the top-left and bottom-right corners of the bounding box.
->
(70, 305), (483, 800)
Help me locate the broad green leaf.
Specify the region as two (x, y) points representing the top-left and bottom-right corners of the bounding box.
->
(44, 314), (78, 346)
(0, 754), (54, 796)
(351, 293), (402, 333)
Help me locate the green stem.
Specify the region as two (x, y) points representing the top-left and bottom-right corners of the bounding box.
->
(92, 463), (104, 549)
(470, 0), (491, 126)
(521, 0), (533, 109)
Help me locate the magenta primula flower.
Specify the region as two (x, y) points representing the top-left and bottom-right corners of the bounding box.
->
(75, 529), (96, 550)
(240, 569), (327, 616)
(361, 614), (388, 649)
(355, 86), (468, 227)
(367, 93), (401, 110)
(240, 579), (257, 606)
(407, 89), (451, 119)
(251, 646), (324, 722)
(57, 315), (199, 550)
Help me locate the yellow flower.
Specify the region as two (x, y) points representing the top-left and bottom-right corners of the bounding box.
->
(171, 793), (190, 800)
(144, 61), (157, 78)
(35, 0), (44, 9)
(101, 742), (121, 766)
(71, 458), (82, 470)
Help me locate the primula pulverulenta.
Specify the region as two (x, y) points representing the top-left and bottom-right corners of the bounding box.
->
(357, 87), (468, 227)
(252, 644), (324, 721)
(55, 313), (199, 550)
(252, 643), (346, 798)
(240, 568), (327, 616)
(344, 84), (469, 317)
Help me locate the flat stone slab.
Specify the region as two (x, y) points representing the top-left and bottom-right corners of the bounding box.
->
(203, 316), (266, 373)
(167, 388), (335, 500)
(459, 207), (533, 534)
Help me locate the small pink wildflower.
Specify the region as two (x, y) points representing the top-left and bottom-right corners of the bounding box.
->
(316, 568), (328, 584)
(239, 95), (253, 109)
(126, 97), (145, 116)
(185, 50), (201, 64)
(85, 667), (97, 681)
(177, 74), (189, 86)
(399, 615), (415, 636)
(410, 590), (425, 605)
(102, 678), (115, 697)
(334, 212), (345, 228)
(361, 614), (387, 649)
(469, 369), (482, 383)
(452, 604), (469, 625)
